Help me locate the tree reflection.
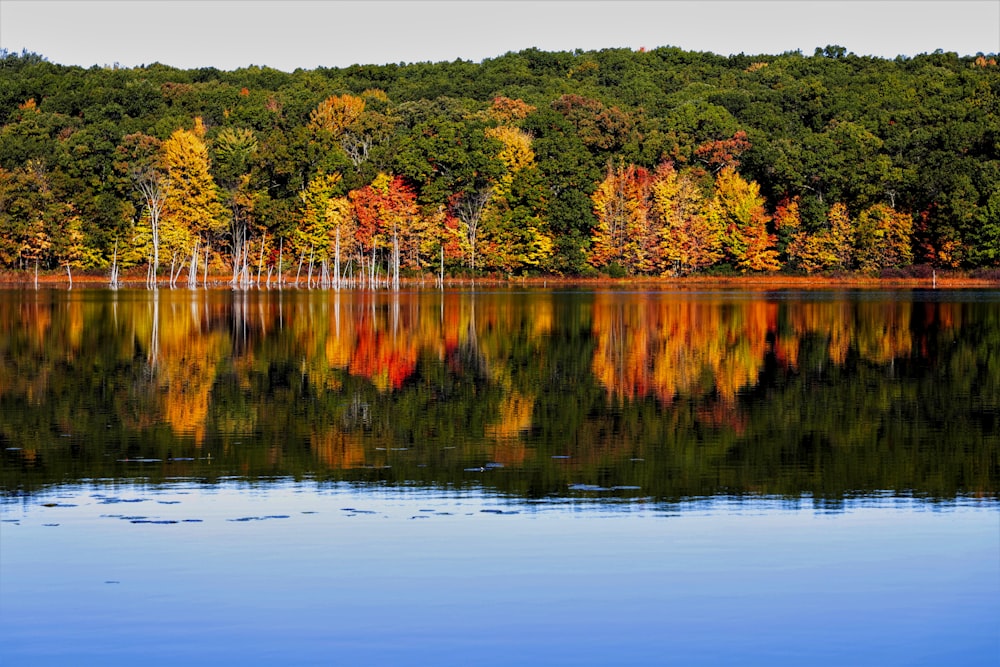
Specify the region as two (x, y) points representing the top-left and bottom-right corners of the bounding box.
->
(1, 288), (997, 501)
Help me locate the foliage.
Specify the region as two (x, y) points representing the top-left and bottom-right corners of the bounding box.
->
(707, 167), (780, 272)
(0, 46), (998, 275)
(160, 123), (226, 255)
(652, 162), (721, 275)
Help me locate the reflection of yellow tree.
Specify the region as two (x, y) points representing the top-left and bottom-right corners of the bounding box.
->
(853, 301), (913, 364)
(484, 390), (534, 466)
(714, 301), (776, 401)
(777, 299), (915, 367)
(310, 429), (366, 469)
(154, 296), (230, 443)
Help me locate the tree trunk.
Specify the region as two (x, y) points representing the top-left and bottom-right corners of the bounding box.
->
(257, 233), (266, 286)
(109, 239), (119, 289)
(307, 245), (314, 289)
(188, 238), (200, 289)
(334, 227), (341, 291)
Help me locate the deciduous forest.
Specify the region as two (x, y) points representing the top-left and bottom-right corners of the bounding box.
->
(1, 45), (998, 282)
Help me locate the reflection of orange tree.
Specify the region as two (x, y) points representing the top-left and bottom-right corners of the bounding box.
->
(484, 390), (534, 466)
(296, 292), (486, 394)
(591, 294), (775, 404)
(350, 324), (419, 391)
(318, 294), (461, 391)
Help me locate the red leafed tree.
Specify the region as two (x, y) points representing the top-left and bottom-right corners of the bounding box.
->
(349, 173), (420, 287)
(694, 131), (751, 173)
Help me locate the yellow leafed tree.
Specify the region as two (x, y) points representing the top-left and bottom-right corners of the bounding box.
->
(485, 125), (535, 198)
(651, 162), (722, 275)
(161, 122), (226, 272)
(855, 203), (913, 274)
(309, 94), (365, 138)
(297, 173), (356, 263)
(707, 168), (780, 272)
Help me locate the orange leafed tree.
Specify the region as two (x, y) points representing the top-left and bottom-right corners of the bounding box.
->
(651, 162), (722, 275)
(488, 96), (536, 124)
(589, 163), (658, 274)
(694, 130), (751, 173)
(707, 167), (780, 272)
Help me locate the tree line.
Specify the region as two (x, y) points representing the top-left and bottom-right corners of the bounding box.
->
(1, 45), (998, 282)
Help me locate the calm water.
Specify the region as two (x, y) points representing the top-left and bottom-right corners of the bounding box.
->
(1, 287), (998, 665)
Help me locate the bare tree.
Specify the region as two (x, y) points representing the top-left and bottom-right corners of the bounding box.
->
(131, 167), (166, 289)
(341, 132), (372, 169)
(454, 186), (493, 272)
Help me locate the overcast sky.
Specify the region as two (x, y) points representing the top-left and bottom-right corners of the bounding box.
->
(1, 1), (998, 72)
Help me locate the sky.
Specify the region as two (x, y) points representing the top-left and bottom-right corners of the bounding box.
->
(1, 0), (998, 72)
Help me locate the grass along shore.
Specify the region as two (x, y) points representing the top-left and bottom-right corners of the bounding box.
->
(1, 266), (998, 290)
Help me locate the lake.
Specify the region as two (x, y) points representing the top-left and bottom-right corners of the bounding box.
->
(1, 286), (998, 665)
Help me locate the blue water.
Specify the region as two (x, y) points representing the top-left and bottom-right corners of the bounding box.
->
(2, 481), (997, 666)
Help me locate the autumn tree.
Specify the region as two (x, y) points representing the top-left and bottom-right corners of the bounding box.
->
(707, 167), (780, 272)
(309, 94), (366, 139)
(350, 173), (420, 287)
(477, 124), (554, 272)
(298, 172), (357, 286)
(0, 159), (87, 285)
(651, 162), (721, 275)
(588, 162), (658, 274)
(772, 196), (801, 259)
(488, 96), (536, 124)
(786, 201), (855, 273)
(854, 203), (913, 273)
(694, 130), (751, 173)
(160, 120), (227, 286)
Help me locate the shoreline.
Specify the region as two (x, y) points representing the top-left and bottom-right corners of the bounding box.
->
(1, 270), (997, 290)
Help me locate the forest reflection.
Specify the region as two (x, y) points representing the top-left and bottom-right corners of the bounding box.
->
(1, 288), (997, 501)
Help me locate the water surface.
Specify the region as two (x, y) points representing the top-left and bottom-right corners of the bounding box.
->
(1, 287), (998, 665)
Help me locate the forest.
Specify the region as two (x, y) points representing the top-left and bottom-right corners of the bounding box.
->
(1, 45), (999, 281)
